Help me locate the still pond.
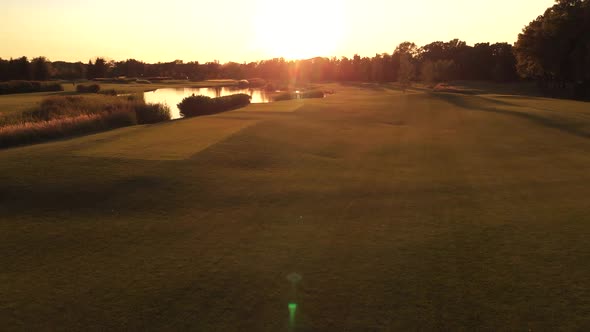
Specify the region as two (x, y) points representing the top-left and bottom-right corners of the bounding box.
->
(144, 87), (272, 119)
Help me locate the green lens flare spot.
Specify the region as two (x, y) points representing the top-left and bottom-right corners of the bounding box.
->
(288, 302), (297, 326)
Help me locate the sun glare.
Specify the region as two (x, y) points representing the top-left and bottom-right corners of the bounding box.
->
(253, 0), (344, 59)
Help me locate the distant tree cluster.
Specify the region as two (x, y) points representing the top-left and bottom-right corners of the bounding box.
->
(0, 56), (55, 81)
(0, 41), (520, 85)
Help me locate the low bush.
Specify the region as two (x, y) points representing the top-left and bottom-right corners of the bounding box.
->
(178, 93), (251, 118)
(135, 103), (171, 124)
(0, 81), (63, 95)
(76, 84), (101, 93)
(300, 90), (325, 99)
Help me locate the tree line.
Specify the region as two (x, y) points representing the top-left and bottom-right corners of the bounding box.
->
(0, 40), (519, 83)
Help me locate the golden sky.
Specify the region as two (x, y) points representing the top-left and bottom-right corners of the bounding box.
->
(0, 0), (554, 63)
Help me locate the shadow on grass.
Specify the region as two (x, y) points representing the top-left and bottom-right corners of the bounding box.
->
(434, 92), (590, 139)
(0, 174), (176, 218)
(339, 82), (386, 91)
(449, 80), (542, 97)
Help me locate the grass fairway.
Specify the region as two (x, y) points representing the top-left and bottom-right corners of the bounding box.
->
(1, 85), (590, 330)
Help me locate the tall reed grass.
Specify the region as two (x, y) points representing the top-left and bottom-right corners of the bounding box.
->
(0, 94), (169, 148)
(0, 111), (136, 148)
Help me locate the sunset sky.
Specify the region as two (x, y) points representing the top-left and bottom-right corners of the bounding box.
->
(0, 0), (554, 63)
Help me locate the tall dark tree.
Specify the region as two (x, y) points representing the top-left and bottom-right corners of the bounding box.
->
(31, 57), (52, 81)
(13, 56), (32, 80)
(93, 58), (108, 78)
(514, 0), (590, 97)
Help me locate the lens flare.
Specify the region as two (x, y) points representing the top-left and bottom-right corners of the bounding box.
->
(253, 0), (345, 59)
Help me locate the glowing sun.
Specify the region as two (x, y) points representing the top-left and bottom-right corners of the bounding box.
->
(253, 0), (345, 59)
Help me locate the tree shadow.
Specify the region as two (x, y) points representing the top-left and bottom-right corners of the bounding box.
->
(339, 82), (385, 91)
(448, 81), (543, 97)
(434, 92), (590, 140)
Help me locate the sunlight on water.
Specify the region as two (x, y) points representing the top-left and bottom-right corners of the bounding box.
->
(144, 87), (272, 119)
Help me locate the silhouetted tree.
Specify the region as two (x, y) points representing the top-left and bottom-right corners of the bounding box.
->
(12, 57), (32, 80)
(31, 57), (52, 81)
(515, 0), (590, 98)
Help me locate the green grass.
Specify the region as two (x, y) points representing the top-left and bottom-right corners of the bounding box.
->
(1, 84), (590, 330)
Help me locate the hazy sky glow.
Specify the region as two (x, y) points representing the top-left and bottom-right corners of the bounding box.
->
(0, 0), (554, 63)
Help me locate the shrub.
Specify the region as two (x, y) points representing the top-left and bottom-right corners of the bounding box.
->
(300, 90), (325, 99)
(178, 95), (214, 117)
(76, 84), (100, 93)
(0, 81), (63, 95)
(135, 103), (171, 124)
(214, 94), (251, 111)
(178, 93), (251, 118)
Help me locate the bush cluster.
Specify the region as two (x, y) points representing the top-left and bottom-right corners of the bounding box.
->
(300, 90), (325, 99)
(0, 81), (63, 95)
(178, 93), (251, 118)
(76, 84), (101, 93)
(135, 103), (171, 124)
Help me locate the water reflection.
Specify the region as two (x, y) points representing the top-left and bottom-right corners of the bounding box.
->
(144, 87), (271, 119)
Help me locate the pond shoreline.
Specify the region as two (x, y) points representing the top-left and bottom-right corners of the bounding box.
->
(144, 86), (273, 120)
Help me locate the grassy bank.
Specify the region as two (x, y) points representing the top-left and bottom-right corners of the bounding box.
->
(1, 84), (590, 330)
(0, 94), (170, 148)
(0, 80), (248, 114)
